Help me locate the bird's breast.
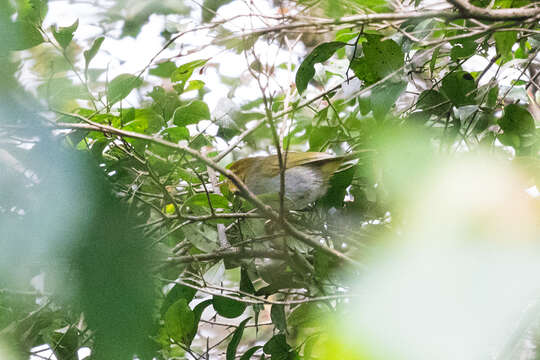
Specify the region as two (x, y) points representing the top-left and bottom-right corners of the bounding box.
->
(245, 165), (328, 209)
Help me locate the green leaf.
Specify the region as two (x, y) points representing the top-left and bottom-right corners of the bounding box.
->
(204, 260), (225, 284)
(239, 346), (263, 360)
(173, 100), (211, 126)
(185, 80), (206, 92)
(288, 303), (328, 328)
(164, 126), (190, 142)
(213, 295), (247, 318)
(440, 71), (476, 107)
(16, 0), (48, 25)
(149, 61), (177, 78)
(263, 334), (297, 359)
(107, 74), (143, 105)
(52, 19), (78, 49)
(171, 59), (209, 83)
(182, 193), (231, 214)
(450, 39), (477, 60)
(84, 36), (104, 72)
(161, 283), (197, 315)
(164, 298), (195, 345)
(350, 35), (404, 86)
(417, 90), (451, 116)
(271, 304), (287, 333)
(352, 0), (391, 12)
(430, 47), (439, 76)
(5, 21), (44, 50)
(371, 80), (407, 120)
(202, 0), (234, 22)
(186, 299), (213, 346)
(499, 104), (535, 135)
(494, 31), (517, 61)
(240, 266), (256, 294)
(309, 126), (337, 151)
(303, 334), (320, 360)
(295, 42), (346, 94)
(226, 317), (251, 360)
(122, 108), (163, 134)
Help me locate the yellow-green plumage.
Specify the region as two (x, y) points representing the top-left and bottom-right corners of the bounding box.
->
(227, 152), (356, 209)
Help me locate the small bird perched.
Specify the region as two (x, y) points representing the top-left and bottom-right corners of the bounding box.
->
(227, 151), (361, 209)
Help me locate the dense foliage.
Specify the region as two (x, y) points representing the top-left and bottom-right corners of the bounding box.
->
(1, 0), (540, 359)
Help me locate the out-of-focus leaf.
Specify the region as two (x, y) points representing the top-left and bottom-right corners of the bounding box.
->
(149, 61), (177, 78)
(271, 304), (287, 333)
(239, 346), (263, 360)
(161, 283), (197, 315)
(181, 193), (231, 213)
(495, 31), (517, 61)
(52, 19), (78, 49)
(499, 104), (534, 135)
(309, 126), (337, 151)
(204, 260), (225, 283)
(240, 266), (256, 294)
(171, 59), (208, 83)
(84, 36), (104, 72)
(440, 71), (476, 106)
(226, 317), (251, 360)
(213, 295), (247, 318)
(371, 80), (407, 119)
(186, 299), (213, 346)
(417, 90), (451, 116)
(450, 39), (477, 60)
(288, 303), (329, 328)
(352, 0), (391, 12)
(173, 100), (211, 126)
(202, 0), (234, 22)
(351, 35), (404, 86)
(263, 334), (298, 359)
(164, 126), (190, 143)
(296, 42), (346, 94)
(107, 74), (143, 105)
(5, 21), (44, 50)
(185, 80), (205, 92)
(164, 298), (195, 345)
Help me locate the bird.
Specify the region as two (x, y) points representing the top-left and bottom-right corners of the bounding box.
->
(226, 151), (363, 209)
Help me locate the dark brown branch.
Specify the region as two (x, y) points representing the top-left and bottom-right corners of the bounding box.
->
(446, 0), (540, 21)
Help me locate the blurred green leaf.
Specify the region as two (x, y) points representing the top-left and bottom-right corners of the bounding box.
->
(161, 284), (197, 315)
(494, 31), (517, 61)
(5, 21), (44, 50)
(351, 35), (404, 85)
(227, 317), (251, 360)
(51, 19), (78, 49)
(417, 90), (451, 116)
(239, 346), (263, 360)
(296, 42), (346, 94)
(164, 126), (190, 142)
(173, 100), (211, 126)
(107, 74), (143, 105)
(440, 71), (476, 106)
(271, 304), (287, 333)
(165, 298), (195, 345)
(171, 59), (208, 83)
(150, 61), (177, 78)
(499, 104), (535, 135)
(213, 295), (247, 318)
(263, 334), (298, 359)
(84, 36), (104, 72)
(288, 303), (328, 328)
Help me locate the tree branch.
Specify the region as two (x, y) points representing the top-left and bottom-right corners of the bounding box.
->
(54, 115), (362, 267)
(446, 0), (540, 21)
